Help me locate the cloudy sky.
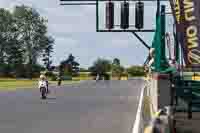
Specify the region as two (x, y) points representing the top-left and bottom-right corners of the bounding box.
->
(0, 0), (172, 68)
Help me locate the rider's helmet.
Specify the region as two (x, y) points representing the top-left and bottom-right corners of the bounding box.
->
(40, 74), (46, 80)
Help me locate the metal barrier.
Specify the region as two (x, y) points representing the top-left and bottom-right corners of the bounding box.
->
(144, 107), (174, 133)
(142, 78), (174, 133)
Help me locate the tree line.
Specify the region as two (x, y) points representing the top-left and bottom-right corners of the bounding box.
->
(0, 5), (54, 78)
(88, 58), (145, 79)
(57, 56), (145, 80)
(0, 5), (145, 79)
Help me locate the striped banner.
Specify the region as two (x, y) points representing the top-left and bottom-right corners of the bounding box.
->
(169, 0), (200, 71)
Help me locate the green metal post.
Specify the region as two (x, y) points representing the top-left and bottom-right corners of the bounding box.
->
(151, 0), (160, 72)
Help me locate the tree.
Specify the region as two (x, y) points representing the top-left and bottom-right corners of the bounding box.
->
(42, 36), (54, 71)
(58, 60), (65, 78)
(111, 58), (124, 79)
(0, 8), (14, 64)
(89, 58), (112, 77)
(59, 54), (80, 77)
(13, 5), (49, 79)
(0, 6), (54, 78)
(113, 58), (120, 66)
(64, 54), (80, 76)
(6, 39), (24, 77)
(127, 66), (145, 77)
(0, 8), (23, 77)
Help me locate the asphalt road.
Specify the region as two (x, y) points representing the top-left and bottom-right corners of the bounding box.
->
(0, 80), (145, 133)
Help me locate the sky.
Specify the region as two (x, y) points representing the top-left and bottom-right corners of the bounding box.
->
(0, 0), (172, 68)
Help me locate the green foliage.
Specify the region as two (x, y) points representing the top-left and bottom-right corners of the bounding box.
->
(0, 5), (54, 78)
(44, 71), (57, 81)
(113, 58), (120, 66)
(111, 58), (124, 78)
(0, 8), (18, 64)
(50, 75), (57, 81)
(42, 36), (54, 71)
(0, 64), (13, 77)
(89, 58), (112, 77)
(79, 68), (89, 72)
(103, 73), (111, 80)
(13, 5), (49, 78)
(127, 66), (145, 77)
(62, 76), (72, 81)
(66, 54), (80, 76)
(58, 54), (80, 77)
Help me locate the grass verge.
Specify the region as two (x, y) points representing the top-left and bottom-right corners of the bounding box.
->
(0, 79), (80, 91)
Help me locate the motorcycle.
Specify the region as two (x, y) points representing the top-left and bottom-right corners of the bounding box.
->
(40, 81), (48, 99)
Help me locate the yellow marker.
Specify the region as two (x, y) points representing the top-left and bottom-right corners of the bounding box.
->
(152, 109), (162, 118)
(192, 75), (200, 81)
(144, 126), (153, 133)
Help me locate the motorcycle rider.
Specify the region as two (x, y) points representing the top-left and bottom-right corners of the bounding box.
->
(57, 76), (62, 86)
(96, 74), (100, 81)
(38, 74), (48, 93)
(44, 72), (49, 93)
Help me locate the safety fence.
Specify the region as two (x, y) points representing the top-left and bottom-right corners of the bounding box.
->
(138, 79), (175, 133)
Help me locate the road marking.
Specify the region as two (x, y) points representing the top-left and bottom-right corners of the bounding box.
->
(132, 85), (145, 133)
(40, 101), (56, 104)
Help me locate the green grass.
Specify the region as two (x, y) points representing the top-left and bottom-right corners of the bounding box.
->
(0, 79), (80, 91)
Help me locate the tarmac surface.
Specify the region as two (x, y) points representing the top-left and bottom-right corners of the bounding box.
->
(0, 80), (144, 133)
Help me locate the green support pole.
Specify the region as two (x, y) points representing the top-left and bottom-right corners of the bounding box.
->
(151, 5), (170, 72)
(151, 2), (161, 72)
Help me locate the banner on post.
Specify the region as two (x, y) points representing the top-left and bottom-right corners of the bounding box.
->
(169, 0), (200, 71)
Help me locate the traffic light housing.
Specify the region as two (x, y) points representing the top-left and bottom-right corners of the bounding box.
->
(120, 2), (129, 29)
(106, 2), (114, 29)
(135, 1), (144, 29)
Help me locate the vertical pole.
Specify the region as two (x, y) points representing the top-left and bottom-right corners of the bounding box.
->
(96, 0), (99, 32)
(160, 5), (167, 71)
(173, 23), (180, 64)
(157, 0), (160, 16)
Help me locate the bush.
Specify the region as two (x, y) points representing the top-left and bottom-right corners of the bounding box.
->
(0, 64), (13, 77)
(50, 74), (57, 81)
(103, 73), (110, 80)
(42, 71), (58, 81)
(127, 66), (145, 77)
(62, 75), (72, 80)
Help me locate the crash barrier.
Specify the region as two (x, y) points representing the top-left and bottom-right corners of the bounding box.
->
(131, 80), (150, 133)
(140, 78), (174, 133)
(144, 107), (174, 133)
(172, 76), (200, 119)
(136, 80), (158, 133)
(136, 78), (154, 133)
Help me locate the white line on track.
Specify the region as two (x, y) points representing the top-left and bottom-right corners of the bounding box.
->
(132, 85), (145, 133)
